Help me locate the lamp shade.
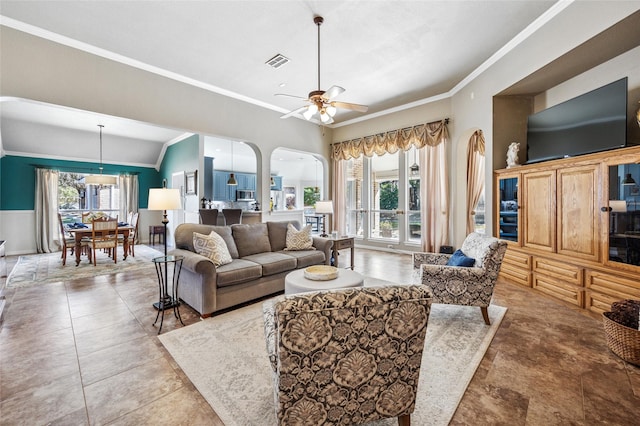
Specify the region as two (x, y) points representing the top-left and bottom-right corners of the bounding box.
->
(85, 174), (118, 185)
(315, 200), (334, 214)
(148, 188), (182, 211)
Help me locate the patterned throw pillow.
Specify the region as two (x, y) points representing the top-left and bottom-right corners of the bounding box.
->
(193, 231), (232, 267)
(284, 224), (314, 251)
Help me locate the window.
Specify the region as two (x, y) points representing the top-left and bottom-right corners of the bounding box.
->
(345, 147), (422, 246)
(58, 172), (119, 223)
(474, 190), (486, 234)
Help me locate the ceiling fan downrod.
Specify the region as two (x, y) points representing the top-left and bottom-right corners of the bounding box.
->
(314, 16), (323, 92)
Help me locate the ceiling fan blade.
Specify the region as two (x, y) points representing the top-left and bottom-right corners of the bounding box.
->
(280, 106), (308, 119)
(275, 93), (309, 101)
(331, 101), (369, 113)
(322, 85), (345, 100)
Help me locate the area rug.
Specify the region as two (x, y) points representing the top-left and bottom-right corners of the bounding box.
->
(160, 293), (507, 426)
(6, 245), (164, 288)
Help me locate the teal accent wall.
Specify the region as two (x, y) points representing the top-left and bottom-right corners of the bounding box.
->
(159, 134), (199, 186)
(0, 155), (161, 210)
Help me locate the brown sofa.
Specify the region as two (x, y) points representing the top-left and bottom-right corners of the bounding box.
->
(168, 220), (333, 317)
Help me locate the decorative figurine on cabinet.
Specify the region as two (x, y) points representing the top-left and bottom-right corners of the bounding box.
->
(506, 142), (521, 168)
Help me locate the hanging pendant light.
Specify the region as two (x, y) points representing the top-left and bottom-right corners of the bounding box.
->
(85, 124), (117, 186)
(622, 173), (637, 186)
(227, 141), (238, 185)
(409, 147), (420, 177)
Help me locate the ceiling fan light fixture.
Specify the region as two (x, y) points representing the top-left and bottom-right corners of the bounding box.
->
(303, 104), (317, 120)
(326, 105), (337, 117)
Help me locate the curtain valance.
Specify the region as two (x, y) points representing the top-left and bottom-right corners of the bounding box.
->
(331, 119), (449, 161)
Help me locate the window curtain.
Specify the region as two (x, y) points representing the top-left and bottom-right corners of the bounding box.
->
(419, 121), (450, 252)
(331, 158), (346, 236)
(466, 130), (486, 234)
(35, 168), (59, 253)
(331, 119), (449, 249)
(119, 174), (139, 222)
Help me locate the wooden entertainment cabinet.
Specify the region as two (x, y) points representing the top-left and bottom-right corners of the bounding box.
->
(495, 145), (640, 314)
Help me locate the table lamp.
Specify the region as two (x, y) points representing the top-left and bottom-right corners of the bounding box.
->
(148, 185), (182, 310)
(315, 200), (333, 237)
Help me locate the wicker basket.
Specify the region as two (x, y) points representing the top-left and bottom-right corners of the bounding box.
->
(602, 312), (640, 366)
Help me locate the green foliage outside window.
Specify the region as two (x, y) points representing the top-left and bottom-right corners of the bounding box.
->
(304, 187), (321, 207)
(379, 180), (398, 210)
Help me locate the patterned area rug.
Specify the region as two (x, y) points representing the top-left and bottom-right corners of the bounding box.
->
(160, 286), (507, 426)
(6, 245), (164, 288)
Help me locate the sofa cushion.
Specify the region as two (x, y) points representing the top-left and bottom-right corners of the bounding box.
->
(192, 231), (232, 267)
(233, 223), (272, 257)
(277, 250), (326, 269)
(267, 220), (301, 252)
(174, 223), (239, 259)
(215, 259), (263, 288)
(284, 223), (314, 251)
(242, 252), (297, 276)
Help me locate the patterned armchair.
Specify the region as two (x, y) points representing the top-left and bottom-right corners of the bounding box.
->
(412, 232), (507, 325)
(263, 285), (432, 426)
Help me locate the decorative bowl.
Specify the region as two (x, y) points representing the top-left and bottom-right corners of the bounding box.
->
(304, 265), (338, 281)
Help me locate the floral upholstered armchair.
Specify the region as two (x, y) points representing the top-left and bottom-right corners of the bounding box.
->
(412, 232), (507, 325)
(263, 285), (433, 426)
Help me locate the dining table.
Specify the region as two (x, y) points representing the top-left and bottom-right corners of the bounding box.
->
(68, 224), (134, 266)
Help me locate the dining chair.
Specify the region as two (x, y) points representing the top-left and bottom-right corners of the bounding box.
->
(58, 213), (88, 266)
(222, 208), (243, 225)
(199, 209), (219, 225)
(88, 216), (119, 266)
(118, 212), (139, 257)
(81, 211), (92, 224)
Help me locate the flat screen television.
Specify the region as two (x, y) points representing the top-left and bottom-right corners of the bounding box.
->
(526, 77), (628, 164)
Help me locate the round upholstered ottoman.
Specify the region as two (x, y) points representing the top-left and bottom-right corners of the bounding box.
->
(284, 268), (364, 295)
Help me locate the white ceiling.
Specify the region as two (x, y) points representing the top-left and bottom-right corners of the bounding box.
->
(0, 0), (561, 166)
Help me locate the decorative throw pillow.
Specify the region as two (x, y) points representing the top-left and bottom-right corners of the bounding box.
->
(284, 224), (314, 251)
(446, 249), (475, 267)
(193, 231), (232, 267)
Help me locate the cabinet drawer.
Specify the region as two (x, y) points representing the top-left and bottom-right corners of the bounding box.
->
(584, 270), (640, 300)
(585, 290), (621, 315)
(499, 268), (530, 287)
(532, 274), (584, 307)
(503, 249), (531, 268)
(532, 257), (583, 285)
(333, 238), (354, 250)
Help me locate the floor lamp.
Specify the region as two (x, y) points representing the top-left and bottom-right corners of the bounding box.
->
(148, 185), (182, 310)
(315, 200), (334, 238)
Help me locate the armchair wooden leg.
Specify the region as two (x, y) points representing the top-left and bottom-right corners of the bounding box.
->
(398, 414), (410, 426)
(481, 306), (491, 325)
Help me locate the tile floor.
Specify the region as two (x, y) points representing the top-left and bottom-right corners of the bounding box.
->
(0, 246), (638, 425)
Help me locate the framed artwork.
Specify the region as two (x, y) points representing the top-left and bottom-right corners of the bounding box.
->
(185, 170), (197, 195)
(284, 186), (296, 209)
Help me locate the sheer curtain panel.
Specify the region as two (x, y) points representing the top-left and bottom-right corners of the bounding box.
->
(35, 168), (59, 253)
(119, 174), (139, 222)
(466, 130), (486, 234)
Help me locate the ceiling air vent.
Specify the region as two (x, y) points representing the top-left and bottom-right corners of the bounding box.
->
(265, 54), (290, 69)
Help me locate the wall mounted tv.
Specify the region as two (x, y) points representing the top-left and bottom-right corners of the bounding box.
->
(526, 77), (628, 164)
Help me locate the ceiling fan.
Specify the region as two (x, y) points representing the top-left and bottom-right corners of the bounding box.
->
(277, 16), (368, 124)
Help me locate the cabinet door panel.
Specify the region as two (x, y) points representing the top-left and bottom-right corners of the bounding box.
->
(523, 170), (556, 252)
(557, 165), (599, 261)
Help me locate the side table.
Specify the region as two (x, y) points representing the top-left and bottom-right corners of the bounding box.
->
(329, 236), (355, 270)
(149, 225), (165, 245)
(152, 255), (184, 334)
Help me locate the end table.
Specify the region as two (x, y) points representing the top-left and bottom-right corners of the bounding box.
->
(152, 255), (184, 334)
(329, 236), (355, 270)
